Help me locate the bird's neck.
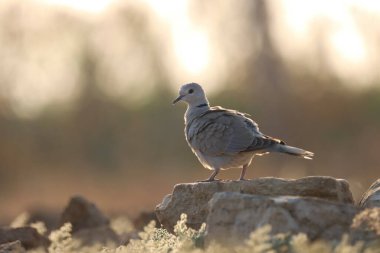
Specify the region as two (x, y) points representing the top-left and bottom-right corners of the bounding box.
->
(185, 103), (210, 125)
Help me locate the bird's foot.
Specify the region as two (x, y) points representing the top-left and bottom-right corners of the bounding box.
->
(196, 178), (220, 182)
(238, 178), (248, 181)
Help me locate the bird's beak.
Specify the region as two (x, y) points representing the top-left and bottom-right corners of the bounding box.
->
(172, 94), (185, 104)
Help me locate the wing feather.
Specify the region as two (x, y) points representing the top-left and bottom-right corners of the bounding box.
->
(186, 107), (273, 155)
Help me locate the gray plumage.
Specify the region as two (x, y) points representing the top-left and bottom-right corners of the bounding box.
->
(173, 83), (314, 181)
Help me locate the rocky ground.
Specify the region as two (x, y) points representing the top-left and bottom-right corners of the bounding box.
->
(1, 176), (380, 252)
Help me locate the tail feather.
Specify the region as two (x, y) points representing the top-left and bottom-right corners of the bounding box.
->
(275, 144), (314, 159)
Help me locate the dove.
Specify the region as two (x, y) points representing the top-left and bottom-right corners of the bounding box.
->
(173, 83), (314, 181)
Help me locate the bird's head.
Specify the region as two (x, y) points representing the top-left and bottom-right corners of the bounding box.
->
(173, 82), (208, 106)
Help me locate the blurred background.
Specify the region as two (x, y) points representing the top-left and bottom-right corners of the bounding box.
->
(0, 0), (379, 223)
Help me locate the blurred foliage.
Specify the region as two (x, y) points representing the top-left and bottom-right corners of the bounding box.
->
(21, 214), (380, 253)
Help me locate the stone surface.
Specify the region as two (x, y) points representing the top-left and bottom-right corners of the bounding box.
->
(206, 192), (357, 245)
(73, 226), (120, 246)
(0, 241), (26, 253)
(359, 179), (380, 208)
(120, 231), (140, 245)
(60, 196), (110, 232)
(27, 209), (60, 232)
(0, 227), (49, 250)
(155, 176), (354, 231)
(350, 207), (380, 243)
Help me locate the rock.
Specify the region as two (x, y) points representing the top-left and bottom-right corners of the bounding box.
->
(206, 192), (357, 245)
(0, 241), (26, 253)
(0, 227), (49, 250)
(59, 196), (122, 246)
(359, 179), (380, 208)
(73, 226), (120, 246)
(60, 196), (110, 232)
(155, 177), (353, 231)
(350, 207), (380, 243)
(120, 231), (139, 245)
(27, 209), (59, 232)
(133, 211), (159, 231)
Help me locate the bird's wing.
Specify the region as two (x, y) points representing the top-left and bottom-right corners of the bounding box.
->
(187, 107), (275, 155)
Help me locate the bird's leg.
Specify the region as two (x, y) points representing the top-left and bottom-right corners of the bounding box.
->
(239, 164), (249, 181)
(198, 168), (220, 182)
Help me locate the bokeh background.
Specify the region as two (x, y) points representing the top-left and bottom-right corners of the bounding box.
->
(1, 0), (380, 223)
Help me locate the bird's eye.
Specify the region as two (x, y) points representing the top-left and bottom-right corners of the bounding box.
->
(188, 89), (194, 94)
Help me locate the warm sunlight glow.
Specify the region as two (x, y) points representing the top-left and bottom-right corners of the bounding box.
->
(174, 31), (210, 75)
(274, 0), (379, 85)
(39, 0), (115, 13)
(143, 0), (210, 75)
(280, 0), (367, 63)
(143, 0), (187, 19)
(330, 28), (367, 63)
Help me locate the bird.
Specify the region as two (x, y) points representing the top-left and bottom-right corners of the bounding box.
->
(173, 82), (314, 182)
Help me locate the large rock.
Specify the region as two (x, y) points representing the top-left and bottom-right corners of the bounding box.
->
(206, 192), (357, 245)
(359, 179), (380, 208)
(155, 177), (353, 231)
(0, 227), (49, 250)
(60, 196), (110, 232)
(59, 196), (120, 246)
